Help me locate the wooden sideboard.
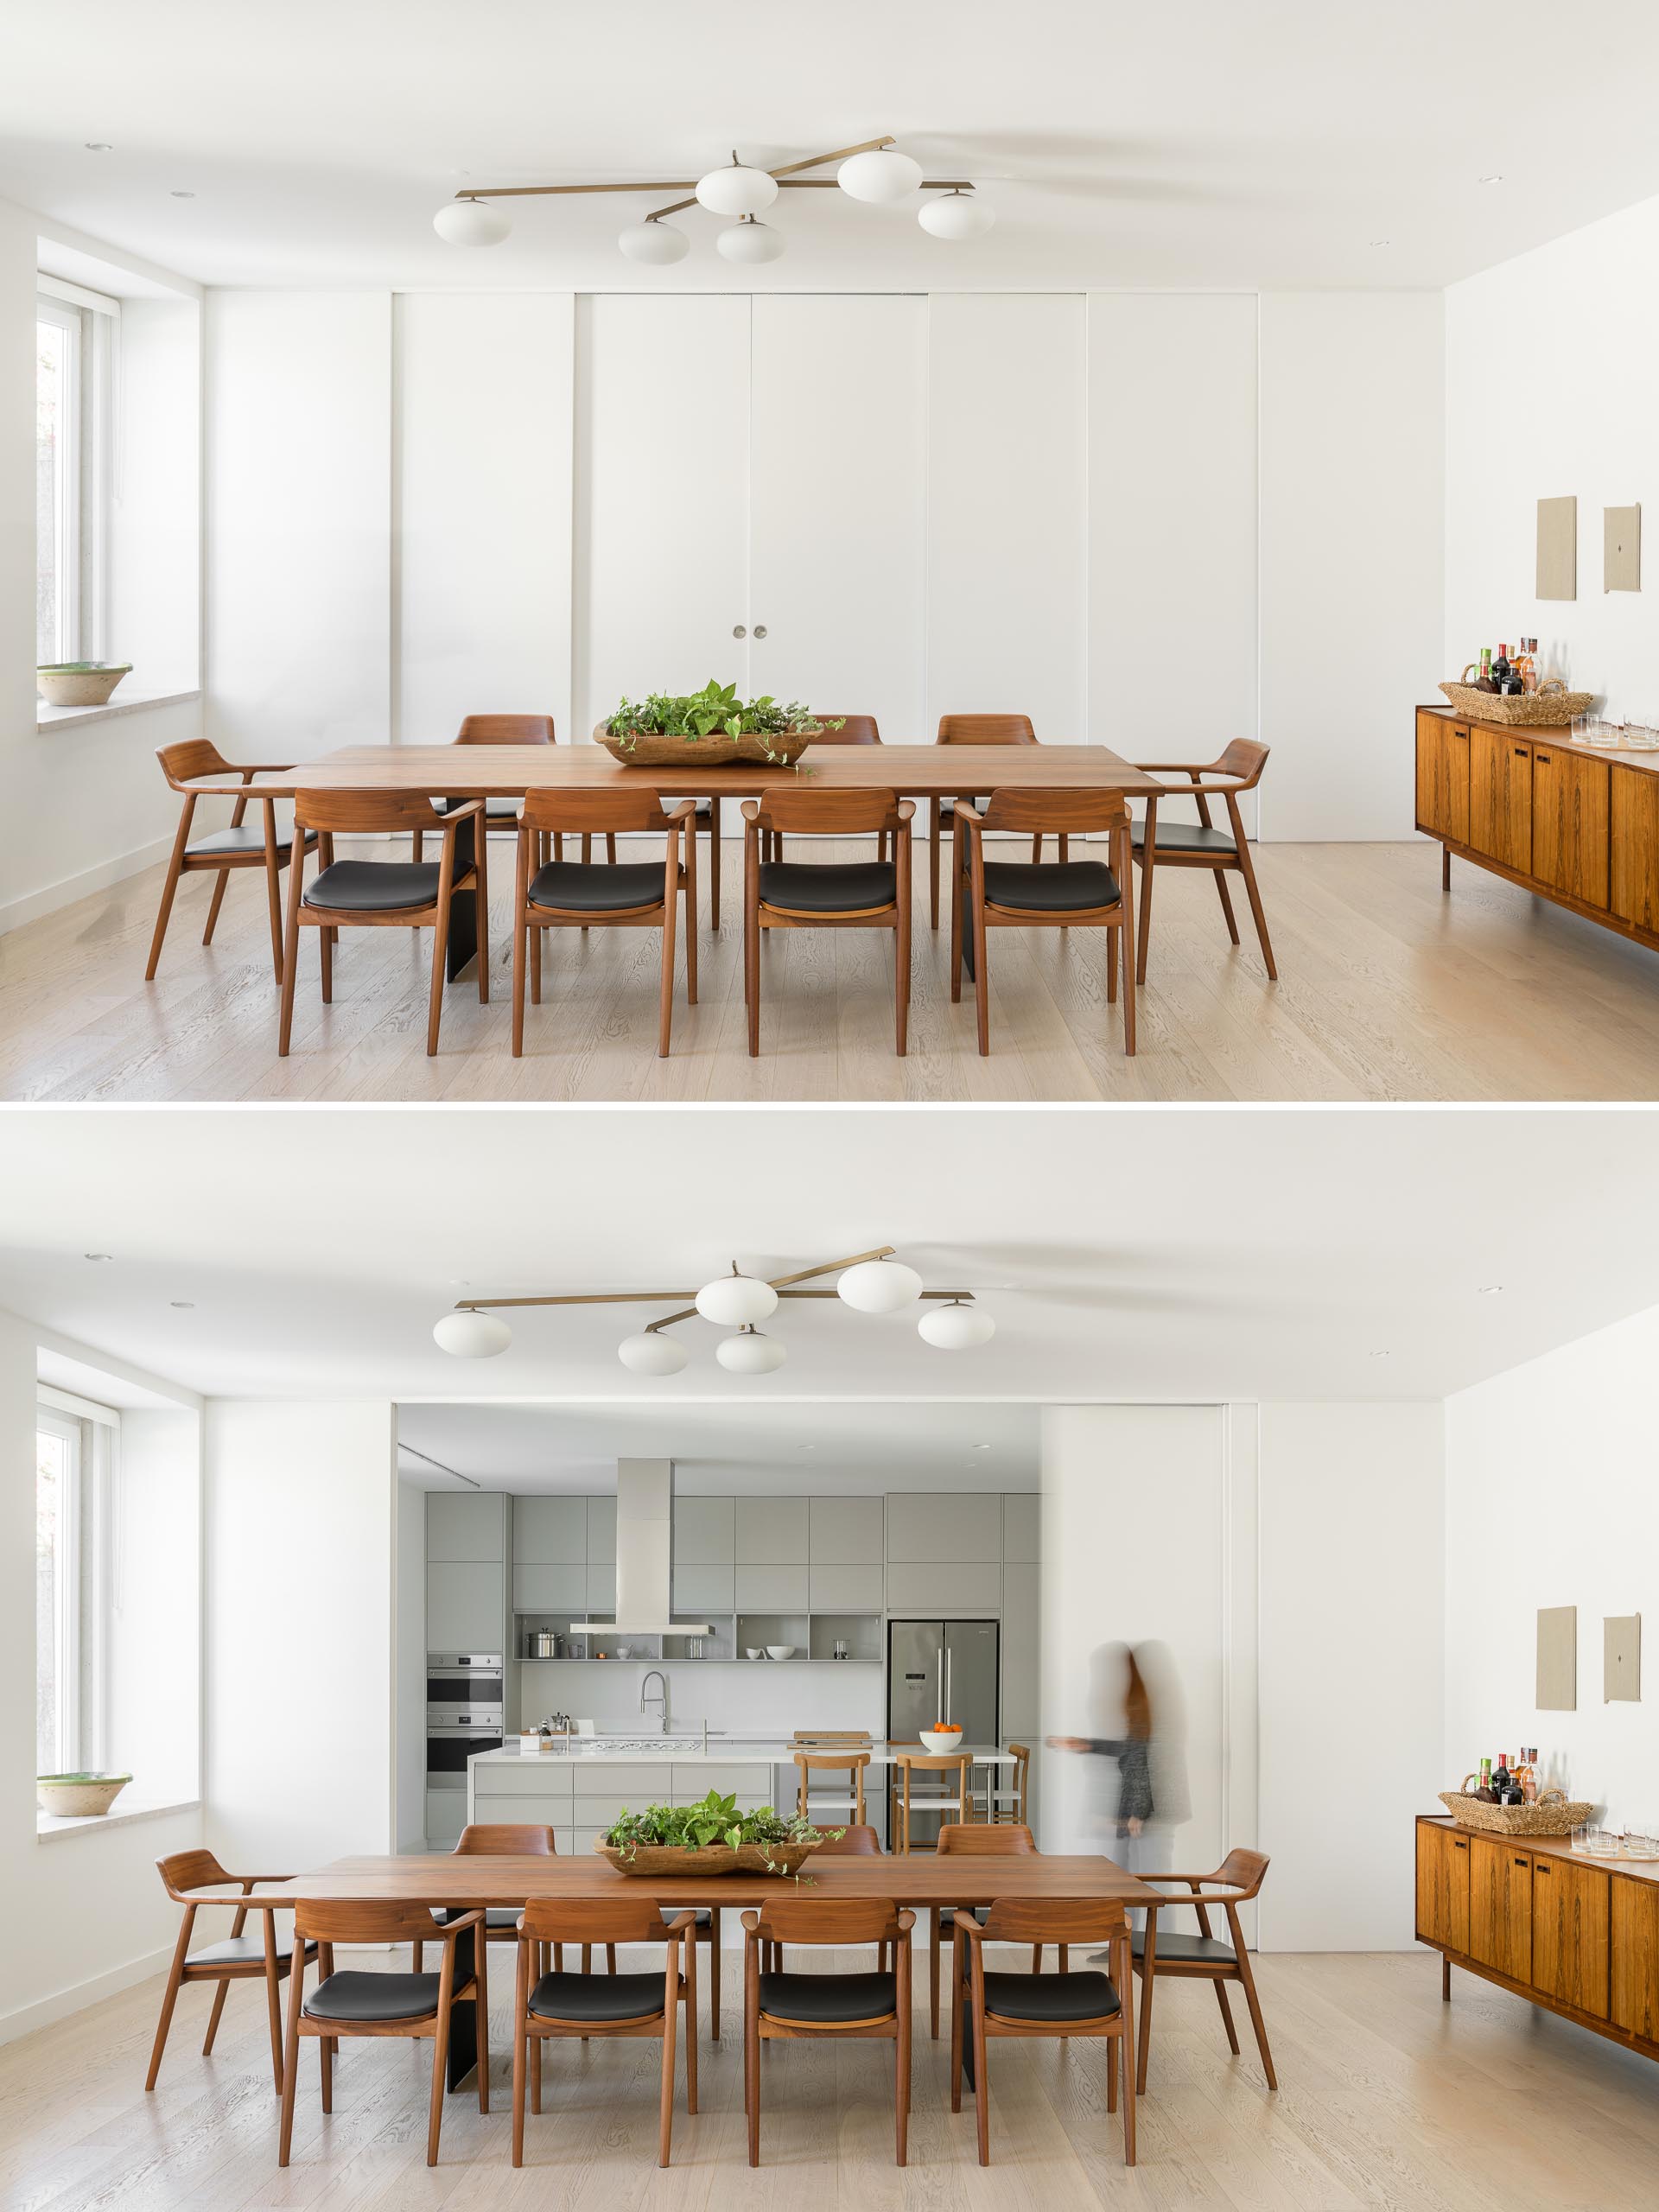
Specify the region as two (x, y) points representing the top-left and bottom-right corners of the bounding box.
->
(1415, 1815), (1659, 2061)
(1414, 704), (1659, 950)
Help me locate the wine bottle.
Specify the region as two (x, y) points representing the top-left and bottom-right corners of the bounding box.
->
(1494, 1753), (1520, 1804)
(1493, 645), (1513, 690)
(1479, 647), (1493, 683)
(1476, 1757), (1494, 1802)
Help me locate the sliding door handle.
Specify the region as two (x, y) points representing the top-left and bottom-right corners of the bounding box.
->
(733, 625), (747, 639)
(753, 625), (768, 639)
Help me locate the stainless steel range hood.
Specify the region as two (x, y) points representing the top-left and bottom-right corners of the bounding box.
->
(572, 1458), (709, 1637)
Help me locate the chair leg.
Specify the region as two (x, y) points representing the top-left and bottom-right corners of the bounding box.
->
(512, 2013), (527, 2167)
(1213, 868), (1241, 944)
(318, 922), (333, 1003)
(683, 1936), (698, 2113)
(474, 1945), (490, 2115)
(200, 868), (231, 947)
(276, 1976), (302, 2166)
(745, 904), (761, 1058)
(428, 899), (451, 1057)
(1121, 1970), (1137, 2166)
(894, 905), (910, 1058)
(1233, 843), (1278, 981)
(263, 813), (287, 984)
(512, 912), (527, 1057)
(1214, 1979), (1241, 2054)
(709, 1910), (721, 2043)
(973, 900), (990, 1057)
(1442, 1955), (1452, 2000)
(896, 1999), (910, 2167)
(658, 1974), (677, 2167)
(532, 2024), (543, 2106)
(1106, 922), (1118, 1001)
(428, 2005), (448, 2166)
(658, 891), (676, 1058)
(746, 1995), (761, 2166)
(950, 1953), (963, 2110)
(929, 1908), (941, 2040)
(264, 1928), (286, 2093)
(972, 1999), (991, 2165)
(145, 1923), (191, 2090)
(1442, 842), (1451, 892)
(319, 2030), (334, 2113)
(929, 802), (941, 929)
(201, 1979), (231, 2056)
(144, 810), (194, 982)
(1231, 1943), (1278, 2091)
(1135, 1921), (1157, 2096)
(709, 799), (721, 931)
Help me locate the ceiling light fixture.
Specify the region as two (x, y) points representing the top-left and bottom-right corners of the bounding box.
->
(84, 142), (112, 152)
(84, 1252), (112, 1262)
(1370, 238), (1391, 247)
(430, 1244), (991, 1380)
(1478, 1284), (1503, 1295)
(170, 189), (195, 199)
(1478, 174), (1503, 185)
(169, 1300), (195, 1310)
(431, 135), (989, 266)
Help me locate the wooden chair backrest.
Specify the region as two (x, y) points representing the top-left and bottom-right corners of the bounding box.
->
(745, 788), (903, 836)
(978, 1897), (1128, 1946)
(293, 788), (446, 833)
(793, 1751), (871, 1777)
(520, 787), (675, 835)
(294, 1897), (450, 1943)
(157, 1847), (233, 1898)
(937, 1821), (1036, 1856)
(743, 1897), (905, 1945)
(811, 1824), (883, 1855)
(1212, 739), (1268, 789)
(979, 788), (1128, 836)
(812, 715), (881, 745)
(519, 1895), (676, 1945)
(937, 715), (1037, 746)
(455, 714), (556, 746)
(1214, 1847), (1269, 1897)
(454, 1823), (557, 1855)
(893, 1750), (973, 1772)
(156, 739), (234, 791)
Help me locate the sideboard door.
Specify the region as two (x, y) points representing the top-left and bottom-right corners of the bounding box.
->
(1469, 1836), (1532, 1982)
(1415, 1824), (1470, 1953)
(1532, 746), (1610, 907)
(1611, 1878), (1659, 2044)
(1415, 713), (1469, 843)
(1532, 1855), (1610, 2018)
(1468, 728), (1534, 874)
(1611, 768), (1659, 934)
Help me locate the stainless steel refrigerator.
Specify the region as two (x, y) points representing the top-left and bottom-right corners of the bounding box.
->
(886, 1618), (1001, 1849)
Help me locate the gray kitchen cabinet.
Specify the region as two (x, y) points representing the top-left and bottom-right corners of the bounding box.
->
(886, 1561), (1001, 1614)
(586, 1495), (617, 1562)
(673, 1496), (735, 1564)
(1003, 1492), (1041, 1566)
(808, 1495), (884, 1564)
(1001, 1564), (1039, 1731)
(512, 1563), (587, 1615)
(735, 1562), (809, 1611)
(425, 1787), (466, 1846)
(426, 1491), (508, 1563)
(735, 1496), (809, 1563)
(512, 1495), (588, 1566)
(672, 1560), (736, 1613)
(427, 1559), (509, 1649)
(474, 1762), (575, 1802)
(886, 1491), (1001, 1564)
(585, 1560), (617, 1613)
(808, 1560), (885, 1611)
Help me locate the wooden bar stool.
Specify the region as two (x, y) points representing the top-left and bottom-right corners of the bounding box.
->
(146, 740), (315, 984)
(978, 1742), (1032, 1825)
(892, 1749), (976, 1853)
(794, 1749), (869, 1825)
(147, 1848), (315, 2094)
(1130, 1848), (1276, 2094)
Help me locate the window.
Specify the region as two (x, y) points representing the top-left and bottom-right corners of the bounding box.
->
(35, 1395), (115, 1777)
(35, 279), (115, 668)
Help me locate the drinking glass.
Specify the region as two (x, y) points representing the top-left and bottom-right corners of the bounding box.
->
(1572, 714), (1589, 745)
(1571, 1822), (1588, 1853)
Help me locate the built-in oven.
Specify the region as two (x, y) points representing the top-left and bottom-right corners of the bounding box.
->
(426, 1726), (505, 1779)
(426, 1653), (504, 1783)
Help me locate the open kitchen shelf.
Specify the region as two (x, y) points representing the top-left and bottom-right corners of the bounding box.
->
(515, 1608), (881, 1662)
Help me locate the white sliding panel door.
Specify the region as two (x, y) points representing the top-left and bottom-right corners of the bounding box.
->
(395, 294), (574, 744)
(1088, 294), (1259, 833)
(926, 294), (1087, 738)
(206, 291), (390, 753)
(574, 295), (750, 741)
(749, 296), (926, 737)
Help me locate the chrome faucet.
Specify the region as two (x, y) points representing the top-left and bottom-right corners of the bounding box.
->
(639, 1669), (669, 1730)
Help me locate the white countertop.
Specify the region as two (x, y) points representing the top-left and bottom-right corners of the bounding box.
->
(472, 1738), (1011, 1768)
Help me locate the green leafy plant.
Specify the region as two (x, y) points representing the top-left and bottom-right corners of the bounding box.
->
(601, 1789), (837, 1875)
(604, 681), (842, 762)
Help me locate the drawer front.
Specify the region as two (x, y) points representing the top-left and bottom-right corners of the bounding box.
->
(568, 1760), (675, 1796)
(809, 1561), (885, 1612)
(474, 1763), (575, 1800)
(672, 1763), (775, 1799)
(735, 1563), (809, 1611)
(887, 1560), (1001, 1613)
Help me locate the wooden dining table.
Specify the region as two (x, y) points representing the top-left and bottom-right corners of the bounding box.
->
(179, 743), (1171, 978)
(203, 1849), (1166, 2093)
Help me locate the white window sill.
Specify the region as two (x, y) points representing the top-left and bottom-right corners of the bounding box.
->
(36, 686), (200, 732)
(36, 1796), (200, 1842)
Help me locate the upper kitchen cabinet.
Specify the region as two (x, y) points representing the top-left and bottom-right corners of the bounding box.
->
(427, 1560), (509, 1652)
(1003, 1493), (1041, 1566)
(512, 1495), (586, 1566)
(586, 1495), (616, 1563)
(426, 1491), (509, 1563)
(672, 1496), (735, 1566)
(809, 1496), (884, 1562)
(887, 1492), (1002, 1564)
(736, 1497), (809, 1564)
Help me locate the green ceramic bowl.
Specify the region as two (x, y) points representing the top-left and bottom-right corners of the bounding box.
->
(37, 663), (133, 708)
(36, 1771), (132, 1816)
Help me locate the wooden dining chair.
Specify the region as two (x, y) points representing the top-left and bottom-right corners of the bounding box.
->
(952, 1901), (1135, 2168)
(415, 1822), (563, 1974)
(511, 1897), (698, 2170)
(741, 790), (913, 1058)
(762, 716), (889, 862)
(951, 791), (1136, 1056)
(277, 791), (487, 1056)
(415, 713), (587, 863)
(794, 1749), (869, 1825)
(1128, 740), (1275, 982)
(511, 791), (697, 1058)
(146, 740), (315, 984)
(930, 713), (1049, 929)
(147, 1849), (315, 2094)
(811, 1822), (883, 1854)
(892, 1749), (976, 1853)
(278, 1901), (486, 2170)
(1130, 1848), (1275, 2094)
(928, 1821), (1043, 2039)
(742, 1897), (913, 2167)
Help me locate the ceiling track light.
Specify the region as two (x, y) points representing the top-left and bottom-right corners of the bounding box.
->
(431, 1243), (994, 1375)
(429, 133), (990, 263)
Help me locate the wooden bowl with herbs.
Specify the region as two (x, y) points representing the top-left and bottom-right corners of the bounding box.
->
(594, 1789), (832, 1878)
(596, 683), (838, 769)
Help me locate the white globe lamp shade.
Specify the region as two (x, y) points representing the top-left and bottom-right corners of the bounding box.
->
(696, 162), (778, 217)
(433, 199), (511, 247)
(918, 191), (995, 242)
(836, 1257), (924, 1314)
(432, 1308), (512, 1357)
(837, 147), (923, 204)
(618, 1330), (690, 1376)
(619, 219), (690, 265)
(696, 1270), (779, 1327)
(715, 1327), (787, 1375)
(715, 216), (785, 265)
(918, 1300), (996, 1351)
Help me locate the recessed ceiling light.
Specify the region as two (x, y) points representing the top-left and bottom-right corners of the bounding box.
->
(1370, 238), (1391, 248)
(1478, 1284), (1503, 1295)
(169, 1300), (194, 1310)
(84, 1251), (112, 1262)
(972, 1444), (991, 1452)
(1370, 1349), (1391, 1358)
(1478, 174), (1503, 186)
(84, 142), (112, 152)
(170, 189), (195, 200)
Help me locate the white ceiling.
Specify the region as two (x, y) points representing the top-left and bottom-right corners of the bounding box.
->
(3, 1107), (1657, 1407)
(3, 3), (1658, 291)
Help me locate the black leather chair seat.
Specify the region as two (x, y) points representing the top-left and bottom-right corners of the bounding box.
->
(305, 860), (443, 912)
(528, 1971), (667, 2023)
(527, 861), (666, 913)
(1129, 819), (1236, 857)
(187, 824), (315, 861)
(982, 861), (1120, 912)
(981, 1969), (1121, 2024)
(430, 1904), (528, 1930)
(758, 860), (896, 915)
(1130, 1929), (1236, 1967)
(305, 1970), (442, 2023)
(189, 1934), (316, 1969)
(758, 1970), (896, 2025)
(662, 1907), (712, 1928)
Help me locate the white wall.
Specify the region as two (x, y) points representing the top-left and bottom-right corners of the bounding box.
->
(1259, 291), (1445, 841)
(1445, 1303), (1659, 1829)
(1446, 191), (1659, 712)
(395, 1479), (428, 1852)
(205, 1400), (398, 1868)
(112, 299), (201, 696)
(109, 1408), (202, 1806)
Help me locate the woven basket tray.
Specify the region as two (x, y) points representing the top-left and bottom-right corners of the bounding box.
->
(594, 728), (818, 768)
(1439, 676), (1594, 727)
(593, 1838), (823, 1878)
(1438, 1789), (1593, 1836)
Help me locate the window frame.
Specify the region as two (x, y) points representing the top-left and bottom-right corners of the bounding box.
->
(35, 276), (117, 668)
(35, 1390), (118, 1779)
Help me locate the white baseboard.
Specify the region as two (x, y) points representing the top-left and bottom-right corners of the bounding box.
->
(0, 1942), (175, 2047)
(0, 834), (175, 938)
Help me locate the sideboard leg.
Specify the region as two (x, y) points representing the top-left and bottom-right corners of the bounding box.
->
(1441, 1955), (1451, 2001)
(1442, 844), (1451, 893)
